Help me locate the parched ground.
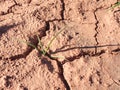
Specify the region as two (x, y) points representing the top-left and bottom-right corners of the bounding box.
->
(0, 0), (120, 90)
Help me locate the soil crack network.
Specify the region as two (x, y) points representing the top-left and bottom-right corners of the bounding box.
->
(94, 8), (100, 54)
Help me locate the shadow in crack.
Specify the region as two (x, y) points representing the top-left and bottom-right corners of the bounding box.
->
(51, 44), (120, 54)
(0, 23), (20, 36)
(9, 35), (40, 60)
(41, 57), (54, 73)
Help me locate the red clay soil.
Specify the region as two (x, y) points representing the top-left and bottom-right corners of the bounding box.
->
(0, 0), (120, 90)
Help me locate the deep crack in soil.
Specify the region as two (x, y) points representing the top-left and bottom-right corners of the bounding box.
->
(94, 8), (100, 54)
(1, 1), (20, 15)
(60, 0), (65, 20)
(56, 60), (70, 90)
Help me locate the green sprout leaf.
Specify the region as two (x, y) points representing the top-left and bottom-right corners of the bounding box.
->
(109, 2), (120, 10)
(45, 25), (67, 55)
(37, 35), (46, 55)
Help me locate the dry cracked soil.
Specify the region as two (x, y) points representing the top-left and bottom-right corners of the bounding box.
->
(0, 0), (120, 90)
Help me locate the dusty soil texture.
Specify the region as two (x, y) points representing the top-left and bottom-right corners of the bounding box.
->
(0, 0), (120, 90)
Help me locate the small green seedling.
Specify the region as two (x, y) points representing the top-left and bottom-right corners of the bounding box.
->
(25, 25), (67, 59)
(109, 2), (120, 10)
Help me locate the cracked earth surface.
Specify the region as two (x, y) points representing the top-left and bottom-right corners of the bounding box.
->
(0, 0), (120, 90)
